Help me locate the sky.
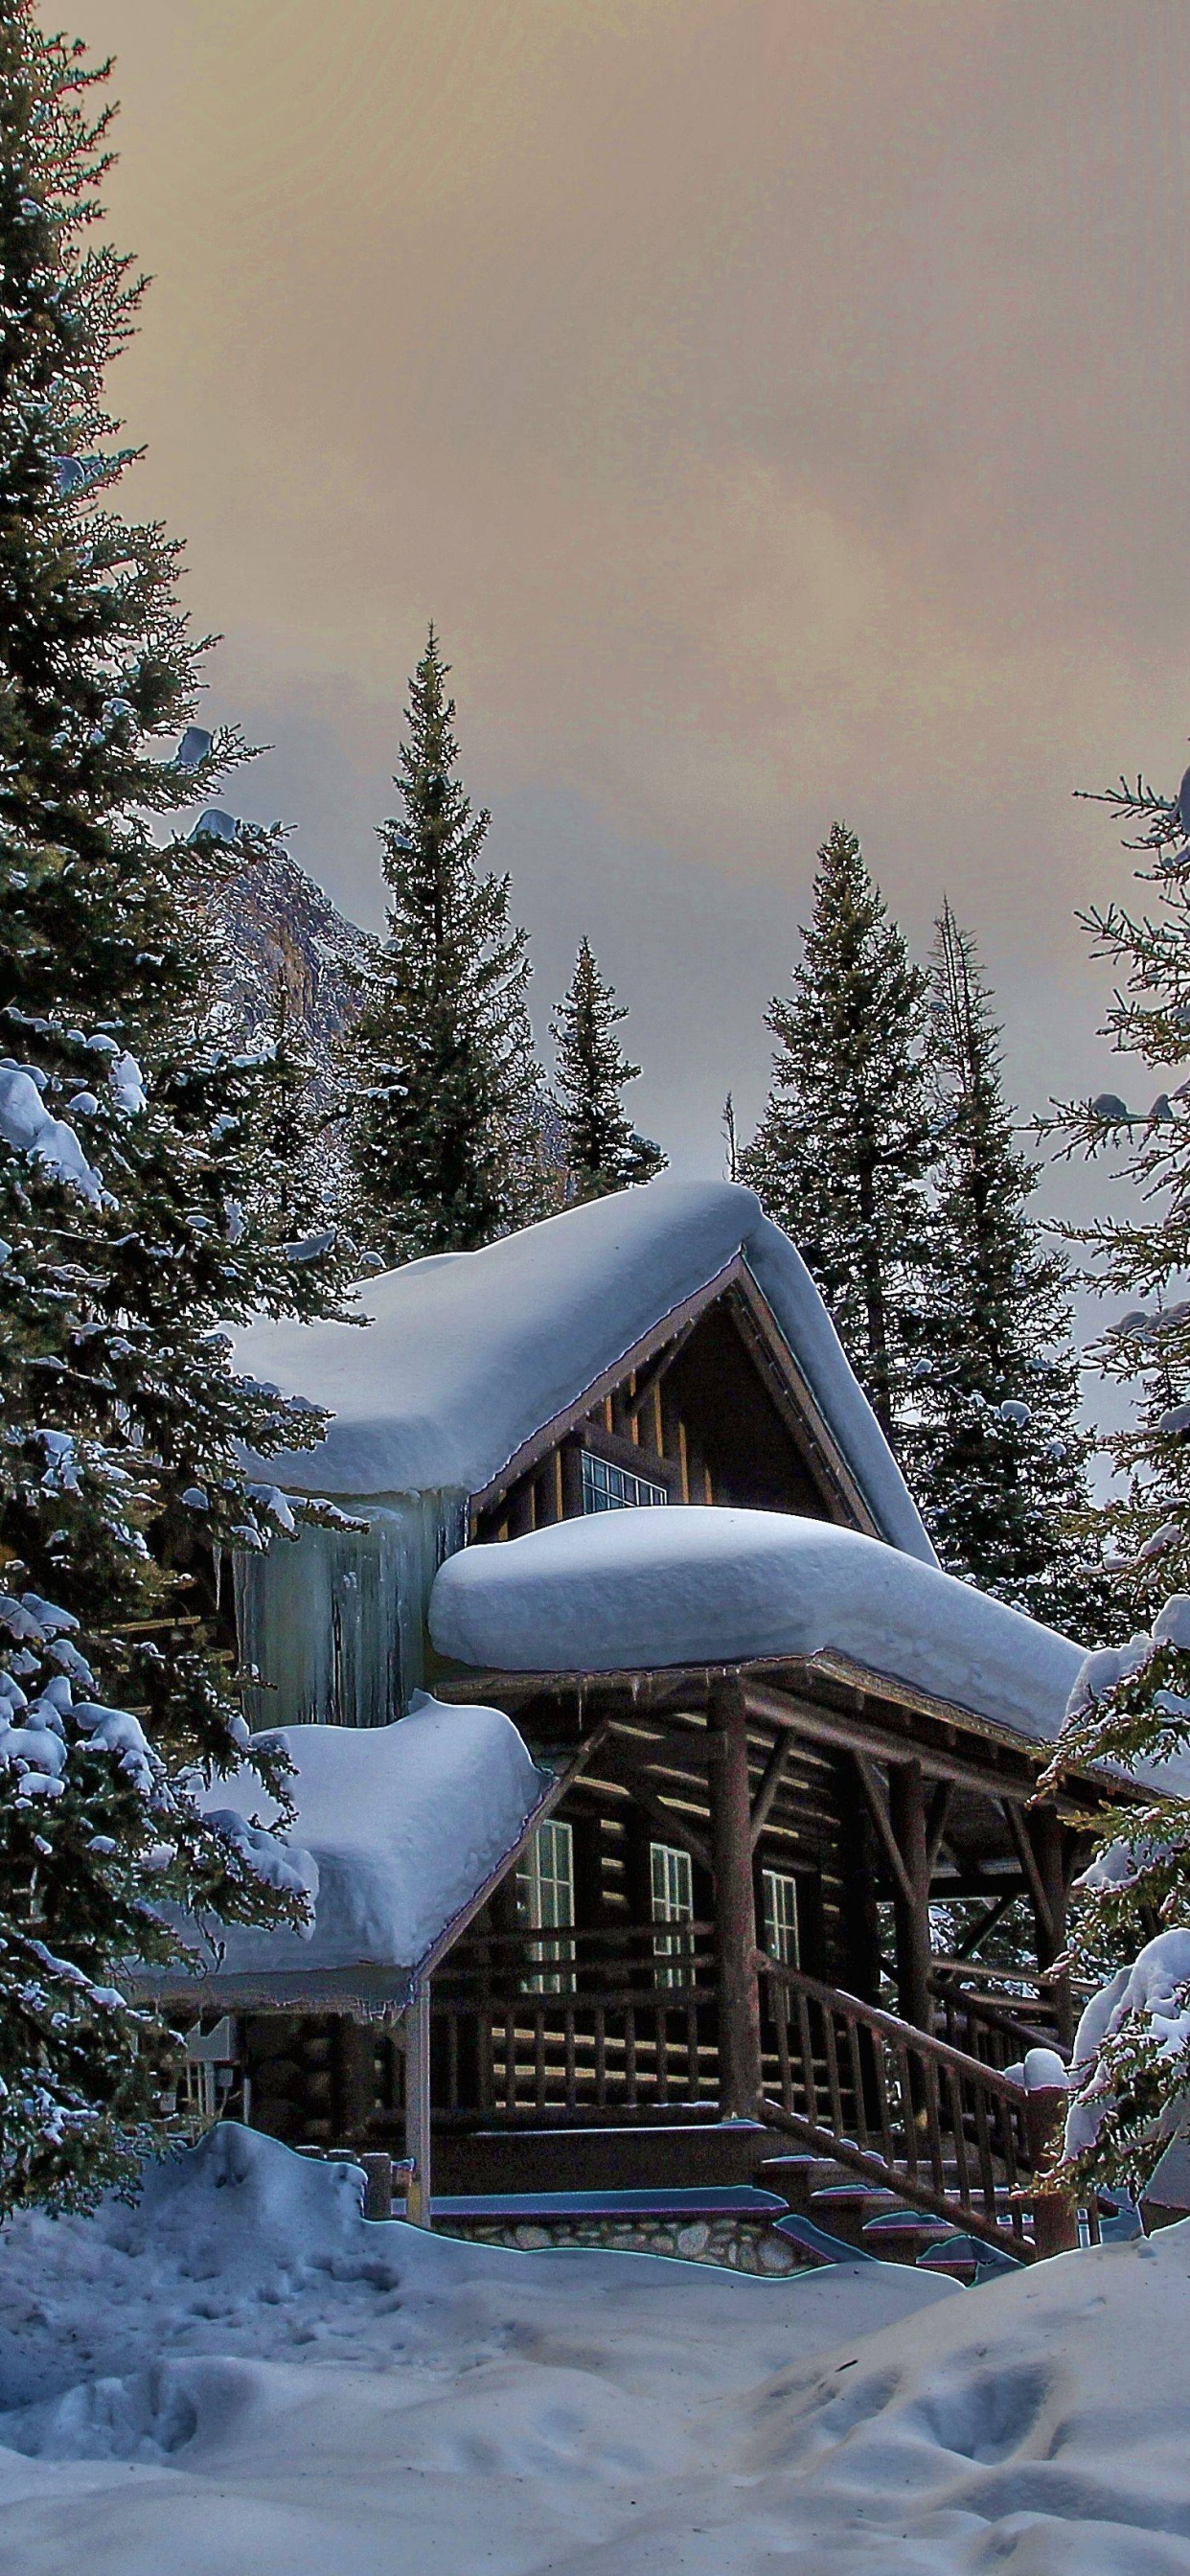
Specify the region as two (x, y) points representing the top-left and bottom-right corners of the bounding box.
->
(70, 0), (1190, 1229)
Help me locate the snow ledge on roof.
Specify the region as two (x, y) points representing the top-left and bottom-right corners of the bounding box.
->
(430, 1509), (1087, 1750)
(133, 1698), (551, 2007)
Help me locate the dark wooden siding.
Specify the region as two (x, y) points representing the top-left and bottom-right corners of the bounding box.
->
(473, 1288), (844, 1542)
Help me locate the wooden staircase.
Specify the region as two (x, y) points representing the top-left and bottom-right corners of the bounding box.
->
(757, 1960), (1075, 2263)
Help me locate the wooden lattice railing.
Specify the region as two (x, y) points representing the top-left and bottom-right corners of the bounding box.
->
(430, 1922), (721, 2123)
(759, 1959), (1041, 2259)
(927, 1962), (1065, 2073)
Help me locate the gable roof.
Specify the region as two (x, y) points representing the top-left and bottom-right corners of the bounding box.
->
(235, 1179), (936, 1564)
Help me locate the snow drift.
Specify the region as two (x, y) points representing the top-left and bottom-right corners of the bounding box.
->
(2, 2126), (1190, 2572)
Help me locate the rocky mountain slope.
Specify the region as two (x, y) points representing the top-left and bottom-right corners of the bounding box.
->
(204, 842), (565, 1234)
(204, 840), (376, 1226)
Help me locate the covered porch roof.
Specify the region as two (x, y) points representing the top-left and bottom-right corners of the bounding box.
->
(129, 1696), (560, 2019)
(429, 1508), (1087, 1754)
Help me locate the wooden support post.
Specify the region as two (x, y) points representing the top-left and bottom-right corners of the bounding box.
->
(836, 1758), (881, 2005)
(1026, 2082), (1078, 2259)
(1028, 1806), (1073, 2051)
(359, 2151), (392, 2221)
(404, 1979), (432, 2228)
(707, 1675), (763, 2117)
(888, 1759), (932, 2035)
(336, 2016), (377, 2145)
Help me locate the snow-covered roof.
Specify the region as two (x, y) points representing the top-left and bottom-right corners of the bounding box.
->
(135, 1697), (552, 2012)
(234, 1180), (935, 1562)
(429, 1509), (1087, 1751)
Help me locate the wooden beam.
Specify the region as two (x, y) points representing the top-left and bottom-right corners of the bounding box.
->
(607, 1758), (713, 1877)
(853, 1753), (918, 1909)
(1001, 1801), (1056, 1947)
(926, 1780), (953, 1876)
(626, 1322), (698, 1425)
(949, 1891), (1020, 1959)
(404, 1978), (432, 2228)
(889, 1758), (932, 2035)
(749, 1732), (791, 1851)
(742, 1676), (1057, 1806)
(707, 1675), (764, 2117)
(1026, 1806), (1073, 2049)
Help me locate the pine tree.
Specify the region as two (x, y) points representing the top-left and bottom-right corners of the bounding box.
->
(740, 822), (934, 1444)
(910, 901), (1100, 1626)
(252, 969), (335, 1245)
(1037, 756), (1190, 2188)
(550, 939), (666, 1202)
(0, 7), (350, 2214)
(347, 631), (544, 1261)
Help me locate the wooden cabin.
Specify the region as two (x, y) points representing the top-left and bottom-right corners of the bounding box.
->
(228, 1181), (1127, 2252)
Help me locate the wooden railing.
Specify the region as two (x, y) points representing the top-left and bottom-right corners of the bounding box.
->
(759, 1958), (1037, 2259)
(430, 1922), (721, 2123)
(928, 1964), (1064, 2075)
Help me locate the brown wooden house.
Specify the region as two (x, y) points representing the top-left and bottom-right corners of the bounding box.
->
(229, 1180), (1129, 2256)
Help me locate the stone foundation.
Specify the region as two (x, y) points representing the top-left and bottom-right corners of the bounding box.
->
(431, 2213), (810, 2272)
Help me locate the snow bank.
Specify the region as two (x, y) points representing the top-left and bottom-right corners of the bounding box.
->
(233, 1179), (935, 1561)
(431, 1508), (1085, 1744)
(136, 1697), (551, 2007)
(3, 2125), (1190, 2572)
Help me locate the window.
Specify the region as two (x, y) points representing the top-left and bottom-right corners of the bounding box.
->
(516, 1818), (574, 1992)
(651, 1839), (694, 1990)
(581, 1450), (668, 1513)
(762, 1868), (799, 1967)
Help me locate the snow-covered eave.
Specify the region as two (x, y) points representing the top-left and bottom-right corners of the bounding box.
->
(434, 1646), (1144, 1805)
(125, 1727), (605, 2022)
(467, 1252), (882, 1541)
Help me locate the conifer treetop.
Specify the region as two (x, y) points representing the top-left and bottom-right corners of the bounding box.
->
(347, 629), (547, 1260)
(741, 820), (933, 1444)
(550, 936), (665, 1203)
(910, 900), (1101, 1627)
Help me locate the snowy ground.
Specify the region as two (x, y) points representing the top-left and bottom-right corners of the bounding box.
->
(0, 2128), (1188, 2573)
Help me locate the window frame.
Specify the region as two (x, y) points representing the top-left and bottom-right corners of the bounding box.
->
(761, 1865), (800, 1968)
(651, 1838), (696, 1990)
(515, 1816), (575, 1994)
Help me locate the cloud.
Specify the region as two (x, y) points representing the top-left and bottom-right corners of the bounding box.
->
(71, 0), (1190, 1186)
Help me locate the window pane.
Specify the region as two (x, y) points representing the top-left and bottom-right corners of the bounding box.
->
(651, 1840), (694, 1990)
(516, 1818), (574, 1993)
(581, 1451), (668, 1513)
(762, 1868), (799, 1967)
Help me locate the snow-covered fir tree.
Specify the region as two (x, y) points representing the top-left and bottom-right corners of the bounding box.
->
(550, 938), (666, 1202)
(910, 901), (1101, 1627)
(347, 630), (545, 1260)
(0, 6), (352, 2214)
(740, 822), (933, 1445)
(1038, 756), (1190, 2188)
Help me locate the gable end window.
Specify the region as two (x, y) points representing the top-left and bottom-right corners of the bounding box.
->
(582, 1451), (668, 1513)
